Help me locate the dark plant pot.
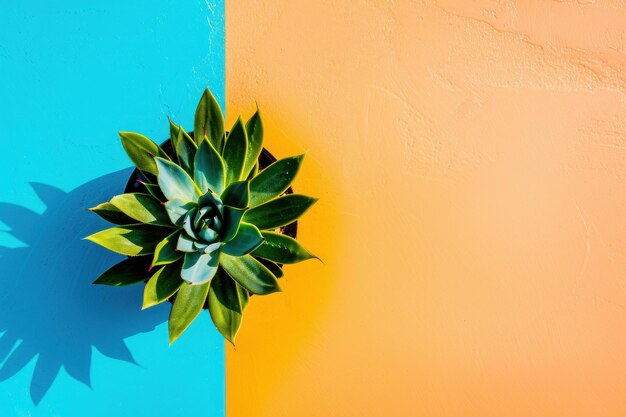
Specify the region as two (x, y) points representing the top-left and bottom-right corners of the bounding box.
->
(124, 137), (297, 304)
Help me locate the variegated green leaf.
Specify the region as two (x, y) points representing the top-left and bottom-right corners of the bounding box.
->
(246, 162), (259, 180)
(256, 258), (284, 278)
(236, 281), (250, 310)
(243, 110), (264, 178)
(198, 224), (219, 242)
(220, 180), (249, 209)
(195, 139), (225, 195)
(221, 223), (264, 256)
(143, 260), (184, 309)
(222, 117), (248, 186)
(119, 132), (169, 175)
(93, 256), (153, 286)
(252, 231), (317, 264)
(198, 190), (224, 213)
(200, 241), (222, 254)
(168, 281), (210, 343)
(155, 157), (201, 202)
(169, 120), (197, 176)
(182, 208), (198, 239)
(220, 254), (280, 295)
(249, 155), (304, 207)
(194, 88), (224, 150)
(110, 193), (171, 226)
(177, 232), (196, 252)
(152, 229), (183, 266)
(169, 117), (182, 152)
(220, 205), (246, 242)
(88, 202), (136, 225)
(208, 269), (243, 344)
(143, 183), (166, 202)
(86, 225), (171, 256)
(243, 194), (317, 230)
(181, 250), (219, 285)
(164, 199), (197, 226)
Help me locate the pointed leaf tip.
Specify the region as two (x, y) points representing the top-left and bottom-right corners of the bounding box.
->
(194, 88), (225, 149)
(119, 131), (169, 175)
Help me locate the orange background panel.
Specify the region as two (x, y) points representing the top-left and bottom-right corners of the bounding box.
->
(226, 1), (626, 416)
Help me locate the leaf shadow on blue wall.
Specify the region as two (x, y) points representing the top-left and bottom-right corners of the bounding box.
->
(0, 169), (168, 405)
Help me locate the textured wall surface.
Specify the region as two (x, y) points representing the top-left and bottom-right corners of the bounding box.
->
(0, 1), (225, 415)
(226, 1), (626, 416)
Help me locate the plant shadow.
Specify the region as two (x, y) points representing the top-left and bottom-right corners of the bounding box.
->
(0, 169), (168, 405)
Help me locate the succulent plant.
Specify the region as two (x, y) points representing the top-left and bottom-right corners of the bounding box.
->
(87, 89), (318, 344)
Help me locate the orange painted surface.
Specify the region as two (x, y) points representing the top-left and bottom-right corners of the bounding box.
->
(225, 1), (626, 416)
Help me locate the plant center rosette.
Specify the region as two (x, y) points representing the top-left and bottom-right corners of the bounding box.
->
(86, 89), (318, 344)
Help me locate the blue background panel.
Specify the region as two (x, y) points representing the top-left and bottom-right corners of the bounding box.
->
(0, 1), (225, 416)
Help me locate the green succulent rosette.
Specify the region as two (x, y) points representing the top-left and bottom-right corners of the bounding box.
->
(87, 89), (318, 344)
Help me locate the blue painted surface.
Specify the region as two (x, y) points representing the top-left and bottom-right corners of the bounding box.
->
(0, 1), (225, 416)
